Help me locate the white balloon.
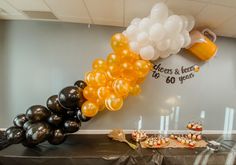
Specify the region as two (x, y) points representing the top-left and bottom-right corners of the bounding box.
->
(122, 30), (127, 36)
(126, 25), (138, 40)
(182, 30), (191, 48)
(131, 18), (141, 26)
(151, 52), (160, 61)
(185, 15), (195, 31)
(129, 41), (140, 53)
(137, 32), (149, 45)
(168, 10), (174, 16)
(160, 51), (171, 58)
(156, 38), (171, 51)
(140, 45), (155, 60)
(149, 23), (166, 42)
(150, 2), (168, 22)
(138, 17), (152, 32)
(164, 15), (183, 37)
(176, 33), (185, 48)
(170, 37), (182, 52)
(180, 15), (188, 32)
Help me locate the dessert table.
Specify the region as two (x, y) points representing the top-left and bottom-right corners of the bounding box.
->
(0, 134), (235, 165)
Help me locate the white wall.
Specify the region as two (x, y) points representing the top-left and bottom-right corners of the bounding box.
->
(0, 20), (235, 132)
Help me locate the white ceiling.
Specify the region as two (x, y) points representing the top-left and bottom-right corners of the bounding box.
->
(0, 0), (236, 38)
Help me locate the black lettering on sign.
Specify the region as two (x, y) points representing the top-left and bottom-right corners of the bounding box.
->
(152, 63), (199, 84)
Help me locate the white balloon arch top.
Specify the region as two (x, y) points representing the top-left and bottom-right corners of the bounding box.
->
(123, 2), (195, 61)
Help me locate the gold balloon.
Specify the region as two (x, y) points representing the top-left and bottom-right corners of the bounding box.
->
(83, 86), (98, 101)
(94, 71), (107, 87)
(106, 64), (121, 80)
(111, 33), (129, 52)
(119, 49), (140, 63)
(82, 101), (99, 117)
(112, 78), (130, 97)
(129, 84), (141, 96)
(105, 93), (123, 111)
(107, 53), (120, 65)
(98, 86), (111, 100)
(92, 59), (107, 71)
(85, 71), (96, 86)
(134, 60), (150, 78)
(120, 62), (137, 83)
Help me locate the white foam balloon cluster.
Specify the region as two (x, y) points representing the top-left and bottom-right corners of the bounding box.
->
(123, 2), (195, 61)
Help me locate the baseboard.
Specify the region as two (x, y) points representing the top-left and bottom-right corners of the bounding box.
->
(2, 128), (235, 134)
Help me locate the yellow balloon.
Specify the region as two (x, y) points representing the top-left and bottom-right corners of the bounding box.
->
(129, 84), (141, 96)
(83, 86), (98, 101)
(107, 53), (120, 65)
(105, 93), (123, 111)
(112, 78), (130, 97)
(82, 101), (99, 117)
(134, 60), (150, 78)
(98, 86), (111, 100)
(111, 33), (129, 52)
(92, 59), (107, 71)
(95, 98), (106, 111)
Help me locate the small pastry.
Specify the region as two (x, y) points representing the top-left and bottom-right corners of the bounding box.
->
(157, 139), (161, 145)
(187, 123), (192, 129)
(197, 134), (202, 140)
(187, 133), (192, 139)
(170, 134), (175, 139)
(192, 134), (196, 140)
(165, 138), (169, 143)
(192, 124), (197, 130)
(181, 139), (186, 144)
(161, 139), (166, 144)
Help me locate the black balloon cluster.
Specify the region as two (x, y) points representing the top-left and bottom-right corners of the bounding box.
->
(4, 80), (90, 147)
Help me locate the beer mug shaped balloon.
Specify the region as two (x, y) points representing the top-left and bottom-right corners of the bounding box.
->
(0, 2), (217, 150)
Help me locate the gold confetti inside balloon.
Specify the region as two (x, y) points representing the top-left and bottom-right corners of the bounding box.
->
(92, 59), (107, 71)
(82, 101), (99, 117)
(105, 93), (124, 111)
(111, 33), (129, 53)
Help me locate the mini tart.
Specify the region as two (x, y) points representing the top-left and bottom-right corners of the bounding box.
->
(144, 137), (170, 148)
(131, 130), (147, 142)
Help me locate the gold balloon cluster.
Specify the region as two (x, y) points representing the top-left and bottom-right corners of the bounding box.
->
(81, 33), (152, 117)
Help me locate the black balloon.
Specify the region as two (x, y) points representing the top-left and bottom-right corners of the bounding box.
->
(48, 129), (67, 145)
(77, 109), (91, 122)
(6, 127), (25, 144)
(66, 110), (77, 118)
(46, 95), (67, 115)
(13, 114), (28, 127)
(25, 122), (51, 145)
(74, 80), (87, 89)
(63, 120), (81, 133)
(23, 121), (33, 130)
(26, 105), (50, 122)
(58, 86), (84, 109)
(47, 114), (63, 127)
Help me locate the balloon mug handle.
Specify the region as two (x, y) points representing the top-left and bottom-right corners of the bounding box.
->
(201, 28), (217, 42)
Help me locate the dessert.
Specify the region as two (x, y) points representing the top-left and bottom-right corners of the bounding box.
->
(131, 130), (148, 142)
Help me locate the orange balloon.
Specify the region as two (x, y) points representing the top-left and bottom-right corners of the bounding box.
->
(105, 93), (123, 111)
(94, 71), (107, 87)
(98, 86), (111, 100)
(111, 33), (129, 52)
(82, 101), (99, 117)
(112, 78), (130, 97)
(106, 64), (121, 80)
(94, 98), (106, 111)
(119, 49), (140, 63)
(83, 86), (98, 101)
(120, 62), (138, 83)
(134, 60), (150, 78)
(107, 53), (120, 65)
(92, 59), (107, 71)
(85, 71), (96, 86)
(136, 77), (146, 84)
(129, 84), (141, 96)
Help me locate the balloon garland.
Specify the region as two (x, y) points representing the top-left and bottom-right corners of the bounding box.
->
(0, 2), (197, 150)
